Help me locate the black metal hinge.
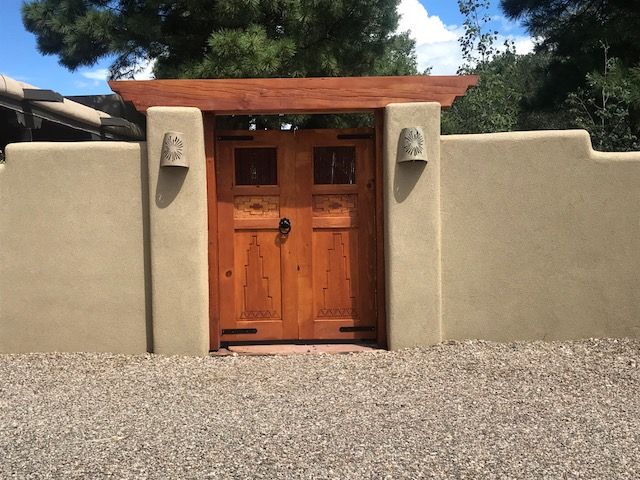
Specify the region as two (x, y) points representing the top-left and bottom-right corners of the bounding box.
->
(339, 326), (376, 333)
(217, 135), (254, 141)
(222, 328), (258, 335)
(337, 133), (374, 140)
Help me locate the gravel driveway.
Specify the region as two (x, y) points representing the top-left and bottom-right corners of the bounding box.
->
(1, 339), (639, 479)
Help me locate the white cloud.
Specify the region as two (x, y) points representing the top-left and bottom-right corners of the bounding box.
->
(79, 59), (155, 83)
(510, 36), (535, 54)
(80, 68), (109, 81)
(397, 0), (462, 74)
(397, 0), (535, 74)
(397, 0), (459, 46)
(131, 58), (155, 80)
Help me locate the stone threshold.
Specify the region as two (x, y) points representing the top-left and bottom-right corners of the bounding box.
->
(211, 344), (381, 356)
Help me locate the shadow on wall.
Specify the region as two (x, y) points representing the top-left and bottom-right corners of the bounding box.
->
(393, 140), (427, 203)
(139, 146), (153, 353)
(155, 167), (188, 208)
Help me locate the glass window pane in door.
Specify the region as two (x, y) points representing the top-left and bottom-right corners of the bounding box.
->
(314, 147), (356, 184)
(235, 148), (277, 185)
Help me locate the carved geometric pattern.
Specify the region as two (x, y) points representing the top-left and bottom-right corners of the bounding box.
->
(234, 196), (279, 218)
(241, 235), (279, 320)
(318, 232), (358, 319)
(318, 307), (357, 318)
(312, 194), (357, 216)
(240, 310), (278, 319)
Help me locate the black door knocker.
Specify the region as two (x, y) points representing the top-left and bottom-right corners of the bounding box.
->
(279, 217), (292, 235)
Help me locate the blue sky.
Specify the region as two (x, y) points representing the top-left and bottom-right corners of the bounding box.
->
(0, 0), (531, 96)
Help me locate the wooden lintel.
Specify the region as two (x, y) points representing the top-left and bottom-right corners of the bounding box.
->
(109, 75), (478, 114)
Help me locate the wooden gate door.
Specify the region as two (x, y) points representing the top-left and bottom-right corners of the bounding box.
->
(215, 129), (377, 343)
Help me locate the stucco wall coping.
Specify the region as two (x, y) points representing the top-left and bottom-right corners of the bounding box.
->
(443, 129), (640, 163)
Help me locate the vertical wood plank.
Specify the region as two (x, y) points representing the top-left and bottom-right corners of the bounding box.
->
(375, 109), (388, 349)
(279, 132), (300, 340)
(217, 138), (240, 337)
(358, 138), (377, 330)
(205, 115), (220, 351)
(295, 132), (315, 339)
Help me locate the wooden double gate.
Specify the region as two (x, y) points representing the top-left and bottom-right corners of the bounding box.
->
(109, 76), (479, 350)
(208, 127), (384, 346)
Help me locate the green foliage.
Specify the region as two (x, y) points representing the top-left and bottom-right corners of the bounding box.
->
(443, 51), (557, 134)
(446, 0), (640, 151)
(186, 25), (297, 78)
(566, 47), (640, 151)
(444, 0), (528, 134)
(457, 0), (498, 73)
(500, 0), (640, 114)
(22, 0), (418, 80)
(502, 0), (640, 151)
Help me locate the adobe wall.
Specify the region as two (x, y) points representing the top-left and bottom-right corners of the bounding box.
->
(0, 142), (150, 354)
(440, 130), (640, 341)
(1, 103), (639, 355)
(0, 107), (209, 355)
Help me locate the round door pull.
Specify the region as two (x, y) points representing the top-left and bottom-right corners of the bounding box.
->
(279, 217), (292, 235)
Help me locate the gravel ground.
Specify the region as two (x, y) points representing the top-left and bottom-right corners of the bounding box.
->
(1, 339), (639, 479)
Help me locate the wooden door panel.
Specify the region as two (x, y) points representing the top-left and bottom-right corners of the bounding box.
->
(312, 229), (358, 318)
(312, 194), (357, 216)
(217, 134), (298, 342)
(221, 230), (288, 342)
(298, 132), (377, 340)
(233, 195), (280, 229)
(234, 231), (282, 321)
(215, 128), (376, 343)
(234, 195), (280, 219)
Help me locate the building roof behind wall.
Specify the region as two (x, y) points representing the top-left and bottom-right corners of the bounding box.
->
(0, 74), (144, 141)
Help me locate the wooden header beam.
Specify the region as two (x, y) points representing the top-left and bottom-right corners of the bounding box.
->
(109, 75), (477, 115)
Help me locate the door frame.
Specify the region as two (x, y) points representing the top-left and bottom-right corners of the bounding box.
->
(205, 112), (387, 350)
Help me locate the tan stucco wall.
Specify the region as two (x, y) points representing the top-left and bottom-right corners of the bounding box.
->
(440, 130), (640, 341)
(145, 107), (209, 355)
(0, 142), (150, 354)
(384, 102), (442, 349)
(3, 104), (638, 355)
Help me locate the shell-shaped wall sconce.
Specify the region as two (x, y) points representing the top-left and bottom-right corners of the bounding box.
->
(398, 127), (427, 163)
(160, 131), (188, 168)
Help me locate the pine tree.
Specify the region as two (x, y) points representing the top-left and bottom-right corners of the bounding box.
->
(500, 0), (640, 109)
(22, 0), (418, 80)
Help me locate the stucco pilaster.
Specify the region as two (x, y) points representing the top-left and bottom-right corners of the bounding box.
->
(384, 102), (442, 349)
(146, 107), (209, 355)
